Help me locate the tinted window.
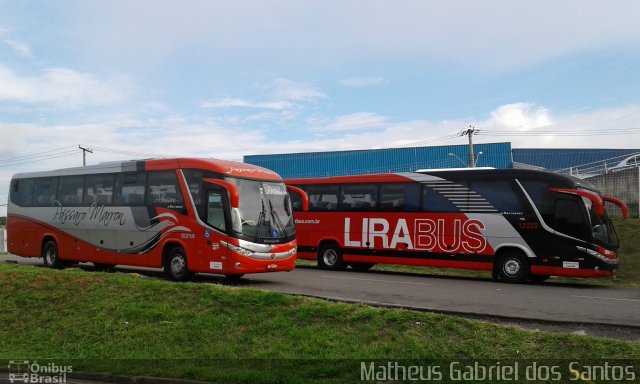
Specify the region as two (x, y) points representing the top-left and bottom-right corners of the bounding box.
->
(84, 174), (115, 205)
(520, 180), (555, 221)
(553, 198), (590, 241)
(33, 177), (58, 206)
(341, 184), (377, 211)
(307, 185), (339, 211)
(114, 172), (146, 206)
(469, 180), (524, 212)
(11, 178), (34, 207)
(422, 186), (459, 213)
(379, 184), (405, 211)
(183, 169), (205, 207)
(58, 176), (85, 206)
(146, 171), (185, 212)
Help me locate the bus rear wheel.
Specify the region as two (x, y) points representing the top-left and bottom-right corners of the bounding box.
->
(164, 247), (192, 281)
(318, 243), (346, 271)
(42, 241), (63, 269)
(496, 250), (529, 284)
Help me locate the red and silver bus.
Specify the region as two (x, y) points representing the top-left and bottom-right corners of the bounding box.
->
(287, 169), (628, 283)
(8, 158), (308, 280)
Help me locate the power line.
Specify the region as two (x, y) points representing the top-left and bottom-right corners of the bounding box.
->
(0, 146), (78, 164)
(0, 150), (79, 168)
(480, 127), (640, 137)
(90, 146), (170, 159)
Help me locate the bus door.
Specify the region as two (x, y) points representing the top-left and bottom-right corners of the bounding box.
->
(548, 195), (592, 267)
(203, 185), (229, 272)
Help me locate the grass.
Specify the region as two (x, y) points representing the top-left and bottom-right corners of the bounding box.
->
(0, 263), (639, 383)
(299, 219), (640, 287)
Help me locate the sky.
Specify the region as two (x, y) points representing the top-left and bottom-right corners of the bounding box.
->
(1, 1), (640, 212)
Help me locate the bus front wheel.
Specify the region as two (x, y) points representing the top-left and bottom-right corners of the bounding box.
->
(42, 241), (63, 269)
(164, 247), (192, 281)
(496, 251), (529, 284)
(318, 243), (346, 271)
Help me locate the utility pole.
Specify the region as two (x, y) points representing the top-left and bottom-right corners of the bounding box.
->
(79, 145), (93, 166)
(460, 126), (478, 168)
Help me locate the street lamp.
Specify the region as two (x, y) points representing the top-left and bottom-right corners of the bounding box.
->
(448, 153), (467, 167)
(475, 151), (483, 166)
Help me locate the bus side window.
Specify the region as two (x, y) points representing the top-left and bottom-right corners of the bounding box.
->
(469, 180), (524, 212)
(421, 186), (458, 212)
(379, 183), (405, 211)
(114, 172), (147, 206)
(206, 189), (226, 231)
(84, 174), (115, 205)
(58, 176), (85, 206)
(10, 178), (35, 207)
(33, 177), (58, 206)
(341, 184), (377, 211)
(553, 198), (590, 241)
(307, 185), (339, 211)
(520, 181), (554, 221)
(146, 171), (186, 213)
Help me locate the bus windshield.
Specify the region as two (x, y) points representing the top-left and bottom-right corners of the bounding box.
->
(581, 195), (619, 249)
(226, 177), (295, 242)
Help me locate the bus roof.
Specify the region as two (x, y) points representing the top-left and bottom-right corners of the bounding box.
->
(286, 168), (597, 190)
(11, 158), (282, 181)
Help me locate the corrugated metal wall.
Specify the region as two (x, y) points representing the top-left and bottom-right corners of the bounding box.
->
(244, 142), (513, 178)
(513, 148), (640, 171)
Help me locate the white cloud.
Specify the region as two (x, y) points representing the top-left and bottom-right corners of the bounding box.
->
(339, 77), (389, 88)
(0, 66), (130, 107)
(201, 98), (294, 111)
(273, 79), (325, 102)
(201, 79), (323, 113)
(5, 39), (32, 58)
(488, 103), (553, 130)
(310, 112), (389, 132)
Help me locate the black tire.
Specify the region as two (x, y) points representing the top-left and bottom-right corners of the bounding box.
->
(317, 243), (346, 271)
(164, 247), (192, 281)
(528, 274), (550, 283)
(496, 250), (529, 284)
(349, 263), (375, 272)
(42, 241), (63, 269)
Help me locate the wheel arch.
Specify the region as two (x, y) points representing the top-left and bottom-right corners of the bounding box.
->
(161, 240), (188, 268)
(317, 237), (342, 252)
(493, 243), (535, 260)
(40, 233), (60, 256)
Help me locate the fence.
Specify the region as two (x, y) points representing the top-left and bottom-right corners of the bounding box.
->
(582, 167), (639, 219)
(0, 229), (5, 253)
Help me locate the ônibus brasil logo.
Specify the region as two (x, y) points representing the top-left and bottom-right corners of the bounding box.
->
(7, 360), (72, 383)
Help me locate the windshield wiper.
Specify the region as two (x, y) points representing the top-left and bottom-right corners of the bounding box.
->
(268, 199), (287, 238)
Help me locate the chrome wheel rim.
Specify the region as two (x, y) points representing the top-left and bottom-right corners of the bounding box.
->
(323, 249), (337, 266)
(171, 255), (186, 275)
(503, 259), (521, 276)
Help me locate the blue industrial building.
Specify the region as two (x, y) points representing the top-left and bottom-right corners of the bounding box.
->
(245, 143), (512, 178)
(244, 143), (640, 179)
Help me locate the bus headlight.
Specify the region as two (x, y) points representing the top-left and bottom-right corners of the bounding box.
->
(220, 241), (254, 257)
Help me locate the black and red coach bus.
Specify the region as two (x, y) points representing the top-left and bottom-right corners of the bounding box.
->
(287, 169), (627, 283)
(8, 158), (308, 280)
